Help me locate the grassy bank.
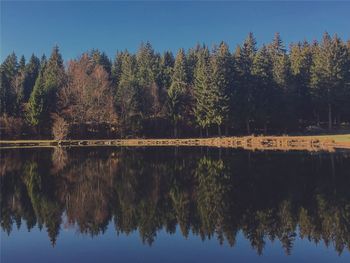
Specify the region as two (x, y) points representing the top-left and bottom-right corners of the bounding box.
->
(1, 134), (350, 151)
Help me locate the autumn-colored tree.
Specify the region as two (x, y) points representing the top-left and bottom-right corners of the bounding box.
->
(57, 53), (117, 136)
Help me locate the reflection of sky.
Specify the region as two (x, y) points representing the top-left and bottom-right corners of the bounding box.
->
(1, 222), (349, 263)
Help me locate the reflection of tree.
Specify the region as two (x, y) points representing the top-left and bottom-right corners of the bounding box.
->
(1, 148), (350, 254)
(51, 147), (68, 173)
(194, 157), (231, 243)
(24, 161), (63, 246)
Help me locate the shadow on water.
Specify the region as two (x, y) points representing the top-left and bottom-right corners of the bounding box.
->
(1, 147), (350, 256)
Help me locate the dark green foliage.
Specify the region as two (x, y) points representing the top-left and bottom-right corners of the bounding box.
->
(27, 46), (65, 129)
(111, 51), (124, 87)
(252, 45), (275, 132)
(157, 51), (175, 111)
(27, 69), (46, 126)
(1, 33), (350, 139)
(168, 49), (188, 137)
(136, 42), (162, 117)
(24, 54), (41, 102)
(268, 33), (291, 129)
(290, 41), (313, 126)
(12, 56), (27, 112)
(115, 52), (143, 137)
(0, 52), (18, 115)
(211, 42), (233, 135)
(311, 33), (349, 130)
(193, 47), (213, 135)
(232, 33), (257, 133)
(90, 49), (112, 75)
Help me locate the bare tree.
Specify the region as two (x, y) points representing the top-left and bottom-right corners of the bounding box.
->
(57, 54), (118, 136)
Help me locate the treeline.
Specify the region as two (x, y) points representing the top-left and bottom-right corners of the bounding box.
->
(1, 32), (350, 139)
(1, 148), (350, 253)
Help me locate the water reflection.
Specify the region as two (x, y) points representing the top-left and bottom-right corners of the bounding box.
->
(1, 147), (350, 255)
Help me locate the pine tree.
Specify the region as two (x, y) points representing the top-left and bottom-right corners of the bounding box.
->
(158, 51), (175, 90)
(0, 52), (18, 115)
(27, 46), (65, 129)
(115, 52), (142, 137)
(289, 41), (313, 127)
(268, 33), (291, 129)
(186, 45), (201, 86)
(211, 42), (233, 136)
(24, 54), (40, 102)
(311, 33), (348, 130)
(111, 51), (124, 88)
(157, 51), (175, 112)
(168, 49), (188, 137)
(136, 42), (160, 117)
(193, 47), (213, 136)
(345, 41), (350, 121)
(90, 49), (112, 75)
(12, 55), (27, 114)
(252, 45), (275, 133)
(233, 33), (257, 133)
(27, 69), (46, 126)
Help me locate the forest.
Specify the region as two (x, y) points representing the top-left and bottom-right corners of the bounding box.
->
(1, 32), (350, 139)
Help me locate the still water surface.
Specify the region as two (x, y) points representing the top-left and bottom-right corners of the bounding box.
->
(1, 147), (350, 262)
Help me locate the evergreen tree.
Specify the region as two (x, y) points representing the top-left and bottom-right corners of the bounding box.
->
(27, 69), (46, 126)
(24, 54), (40, 102)
(0, 52), (18, 115)
(289, 41), (313, 127)
(27, 46), (65, 129)
(115, 52), (142, 137)
(252, 45), (275, 133)
(157, 51), (175, 112)
(168, 49), (188, 137)
(211, 42), (233, 136)
(193, 47), (213, 136)
(268, 33), (291, 129)
(136, 42), (161, 117)
(90, 49), (112, 75)
(311, 33), (348, 130)
(232, 33), (257, 133)
(158, 51), (175, 90)
(12, 55), (27, 114)
(186, 45), (201, 86)
(111, 51), (124, 88)
(345, 41), (350, 121)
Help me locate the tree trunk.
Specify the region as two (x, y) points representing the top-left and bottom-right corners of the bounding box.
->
(263, 122), (267, 135)
(174, 123), (177, 138)
(218, 124), (221, 137)
(225, 125), (228, 136)
(328, 103), (332, 131)
(206, 127), (209, 137)
(199, 128), (202, 138)
(246, 119), (250, 135)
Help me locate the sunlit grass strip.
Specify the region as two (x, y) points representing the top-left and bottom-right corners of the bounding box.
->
(1, 134), (350, 151)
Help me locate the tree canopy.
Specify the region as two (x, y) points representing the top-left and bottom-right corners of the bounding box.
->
(1, 33), (349, 139)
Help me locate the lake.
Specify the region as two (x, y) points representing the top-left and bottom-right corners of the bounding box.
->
(1, 147), (350, 262)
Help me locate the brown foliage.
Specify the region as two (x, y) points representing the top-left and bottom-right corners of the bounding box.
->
(0, 114), (25, 139)
(58, 54), (118, 126)
(52, 114), (69, 140)
(51, 147), (68, 173)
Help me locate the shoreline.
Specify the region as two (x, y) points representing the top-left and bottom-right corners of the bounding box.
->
(1, 134), (350, 151)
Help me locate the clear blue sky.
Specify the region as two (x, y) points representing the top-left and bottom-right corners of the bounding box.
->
(1, 1), (350, 61)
